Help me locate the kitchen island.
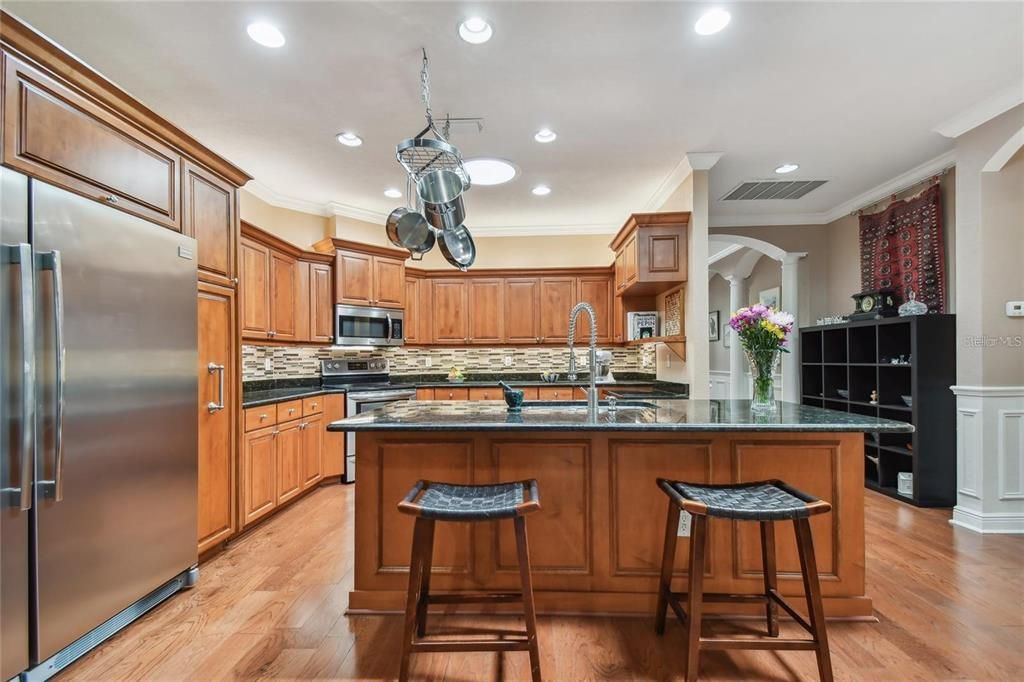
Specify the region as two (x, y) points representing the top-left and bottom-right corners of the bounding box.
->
(329, 400), (912, 618)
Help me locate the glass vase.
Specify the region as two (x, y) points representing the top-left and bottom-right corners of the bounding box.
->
(745, 348), (780, 414)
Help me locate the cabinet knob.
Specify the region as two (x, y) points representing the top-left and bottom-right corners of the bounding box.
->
(259, 413), (268, 420)
(288, 408), (296, 414)
(272, 430), (280, 437)
(232, 277), (239, 285)
(311, 402), (318, 409)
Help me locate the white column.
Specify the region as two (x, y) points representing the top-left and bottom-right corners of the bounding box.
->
(724, 274), (747, 400)
(780, 252), (806, 403)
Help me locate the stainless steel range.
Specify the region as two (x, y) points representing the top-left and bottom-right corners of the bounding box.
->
(321, 359), (416, 482)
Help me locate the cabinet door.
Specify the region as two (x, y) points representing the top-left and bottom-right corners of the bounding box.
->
(539, 277), (576, 343)
(505, 278), (540, 343)
(416, 388), (435, 401)
(614, 249), (625, 292)
(613, 292), (625, 343)
(309, 263), (334, 342)
(270, 251), (297, 340)
(183, 160), (236, 286)
(431, 279), (469, 344)
(469, 278), (505, 343)
(373, 256), (406, 308)
(243, 427), (277, 526)
(576, 276), (613, 344)
(3, 54), (181, 231)
(276, 422), (303, 505)
(301, 416), (323, 490)
(240, 238), (271, 339)
(623, 234), (638, 285)
(294, 260), (311, 342)
(336, 249), (373, 306)
(404, 277), (423, 343)
(197, 283), (236, 553)
(322, 394), (346, 478)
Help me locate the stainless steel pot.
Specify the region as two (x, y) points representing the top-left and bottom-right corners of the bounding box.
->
(385, 206), (435, 259)
(438, 224), (476, 271)
(417, 169), (466, 231)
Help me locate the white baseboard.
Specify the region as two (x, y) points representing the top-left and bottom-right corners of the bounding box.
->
(950, 506), (1024, 534)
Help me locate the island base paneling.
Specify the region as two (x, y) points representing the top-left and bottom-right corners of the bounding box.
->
(351, 431), (869, 618)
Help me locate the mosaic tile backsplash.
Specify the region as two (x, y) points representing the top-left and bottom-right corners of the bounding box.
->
(242, 344), (656, 381)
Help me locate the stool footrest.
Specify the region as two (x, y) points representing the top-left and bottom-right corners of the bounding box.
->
(767, 589), (814, 634)
(427, 592), (523, 605)
(700, 637), (818, 651)
(411, 637), (532, 653)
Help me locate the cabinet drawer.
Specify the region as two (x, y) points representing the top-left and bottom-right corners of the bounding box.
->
(416, 387), (434, 401)
(468, 387), (500, 401)
(3, 54), (181, 231)
(537, 386), (573, 401)
(435, 387), (469, 401)
(244, 406), (276, 432)
(276, 400), (303, 423)
(302, 395), (324, 416)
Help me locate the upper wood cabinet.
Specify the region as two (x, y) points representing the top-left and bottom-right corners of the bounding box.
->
(468, 278), (505, 344)
(374, 257), (405, 308)
(505, 278), (541, 343)
(183, 160), (236, 286)
(539, 277), (577, 343)
(431, 279), (470, 344)
(610, 212), (689, 296)
(404, 275), (432, 344)
(576, 276), (613, 344)
(334, 249), (405, 309)
(241, 224), (335, 343)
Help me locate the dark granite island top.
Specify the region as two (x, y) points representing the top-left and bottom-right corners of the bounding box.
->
(327, 399), (914, 433)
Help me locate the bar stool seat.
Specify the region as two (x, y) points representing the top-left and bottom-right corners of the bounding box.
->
(397, 479), (542, 682)
(654, 479), (834, 682)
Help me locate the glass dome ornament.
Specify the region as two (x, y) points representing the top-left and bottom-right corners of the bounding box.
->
(898, 290), (928, 316)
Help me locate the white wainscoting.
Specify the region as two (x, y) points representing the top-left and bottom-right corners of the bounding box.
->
(950, 386), (1024, 534)
(709, 370), (730, 399)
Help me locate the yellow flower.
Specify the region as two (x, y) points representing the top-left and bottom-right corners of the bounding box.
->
(762, 321), (784, 339)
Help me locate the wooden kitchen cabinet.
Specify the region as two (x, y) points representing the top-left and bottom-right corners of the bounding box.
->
(416, 387), (435, 401)
(539, 277), (576, 343)
(432, 279), (470, 344)
(301, 415), (324, 490)
(242, 426), (277, 526)
(335, 249), (405, 309)
(435, 387), (470, 400)
(322, 394), (346, 478)
(469, 278), (505, 344)
(275, 421), (303, 506)
(240, 238), (272, 338)
(505, 278), (541, 343)
(183, 160), (236, 287)
(270, 251), (298, 340)
(610, 212), (689, 296)
(575, 275), (613, 344)
(537, 386), (574, 401)
(196, 282), (236, 554)
(309, 262), (334, 342)
(404, 275), (431, 344)
(468, 386), (501, 401)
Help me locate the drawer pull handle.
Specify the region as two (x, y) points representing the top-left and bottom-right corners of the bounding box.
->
(260, 413), (268, 420)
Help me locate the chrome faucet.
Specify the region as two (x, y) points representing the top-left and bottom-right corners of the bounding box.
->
(567, 302), (599, 412)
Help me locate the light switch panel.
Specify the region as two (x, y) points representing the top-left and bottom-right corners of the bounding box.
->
(1007, 301), (1024, 317)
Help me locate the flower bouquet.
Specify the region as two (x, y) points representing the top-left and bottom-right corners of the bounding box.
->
(729, 305), (794, 413)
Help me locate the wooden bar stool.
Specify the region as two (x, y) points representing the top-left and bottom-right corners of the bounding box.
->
(654, 479), (834, 682)
(397, 479), (542, 682)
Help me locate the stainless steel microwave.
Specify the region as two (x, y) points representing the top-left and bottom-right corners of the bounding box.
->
(334, 304), (405, 346)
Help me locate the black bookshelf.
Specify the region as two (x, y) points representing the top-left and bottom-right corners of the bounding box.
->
(799, 315), (956, 507)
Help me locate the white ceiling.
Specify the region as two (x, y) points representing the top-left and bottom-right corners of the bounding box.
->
(8, 2), (1021, 234)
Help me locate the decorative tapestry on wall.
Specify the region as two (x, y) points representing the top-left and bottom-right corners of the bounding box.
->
(858, 183), (946, 313)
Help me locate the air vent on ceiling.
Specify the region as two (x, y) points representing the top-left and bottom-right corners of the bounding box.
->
(721, 179), (827, 201)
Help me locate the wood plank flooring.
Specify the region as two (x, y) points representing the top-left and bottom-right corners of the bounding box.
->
(60, 484), (1023, 681)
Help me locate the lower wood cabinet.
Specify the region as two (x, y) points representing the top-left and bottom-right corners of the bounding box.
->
(322, 394), (346, 478)
(196, 282), (237, 554)
(242, 405), (327, 527)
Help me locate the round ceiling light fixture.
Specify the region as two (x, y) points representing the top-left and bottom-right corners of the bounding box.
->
(774, 163), (800, 174)
(384, 188), (403, 199)
(458, 17), (493, 44)
(463, 158), (517, 186)
(336, 132), (363, 147)
(694, 8), (731, 36)
(246, 21), (285, 48)
(531, 185), (552, 196)
(534, 128), (557, 143)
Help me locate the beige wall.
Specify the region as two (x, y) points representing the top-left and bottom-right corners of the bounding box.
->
(744, 253), (781, 307)
(708, 274), (730, 371)
(659, 173), (694, 212)
(239, 188), (330, 249)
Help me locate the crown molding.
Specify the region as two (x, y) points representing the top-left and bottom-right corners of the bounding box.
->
(933, 84), (1024, 139)
(325, 201), (388, 225)
(242, 181), (332, 217)
(642, 156), (694, 211)
(470, 223), (620, 237)
(685, 152), (724, 171)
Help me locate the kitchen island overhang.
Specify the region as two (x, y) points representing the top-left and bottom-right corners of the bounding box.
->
(330, 400), (912, 619)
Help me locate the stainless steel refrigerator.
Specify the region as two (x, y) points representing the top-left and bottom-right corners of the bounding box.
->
(2, 168), (199, 681)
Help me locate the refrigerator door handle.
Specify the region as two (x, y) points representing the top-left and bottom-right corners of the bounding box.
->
(207, 362), (225, 413)
(39, 249), (66, 502)
(4, 243), (36, 510)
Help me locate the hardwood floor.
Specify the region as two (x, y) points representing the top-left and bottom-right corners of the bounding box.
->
(60, 485), (1022, 681)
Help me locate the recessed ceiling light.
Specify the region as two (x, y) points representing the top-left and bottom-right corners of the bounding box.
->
(336, 132), (363, 147)
(531, 185), (552, 196)
(384, 188), (402, 199)
(458, 17), (493, 44)
(534, 128), (557, 143)
(775, 163), (800, 174)
(694, 8), (731, 36)
(463, 158), (517, 186)
(247, 21), (285, 48)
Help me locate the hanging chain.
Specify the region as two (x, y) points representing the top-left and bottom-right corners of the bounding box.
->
(419, 48), (433, 129)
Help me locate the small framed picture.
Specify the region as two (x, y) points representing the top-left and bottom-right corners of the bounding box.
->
(759, 287), (781, 309)
(709, 310), (720, 342)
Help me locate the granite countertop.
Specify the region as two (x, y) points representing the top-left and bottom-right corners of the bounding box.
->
(242, 373), (685, 408)
(326, 399), (915, 433)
